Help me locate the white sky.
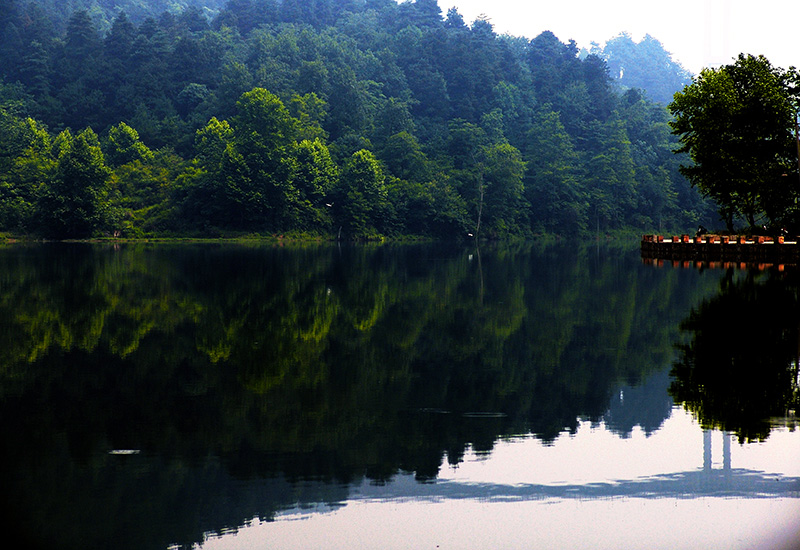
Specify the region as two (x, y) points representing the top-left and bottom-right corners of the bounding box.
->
(437, 0), (800, 75)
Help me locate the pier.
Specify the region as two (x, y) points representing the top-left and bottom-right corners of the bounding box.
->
(641, 234), (800, 264)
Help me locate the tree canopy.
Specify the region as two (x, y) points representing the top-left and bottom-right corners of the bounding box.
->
(0, 0), (717, 239)
(593, 32), (693, 105)
(669, 54), (800, 231)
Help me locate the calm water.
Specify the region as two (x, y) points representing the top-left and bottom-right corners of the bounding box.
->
(0, 242), (797, 550)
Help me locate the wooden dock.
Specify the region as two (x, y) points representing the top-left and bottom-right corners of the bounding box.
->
(640, 234), (800, 264)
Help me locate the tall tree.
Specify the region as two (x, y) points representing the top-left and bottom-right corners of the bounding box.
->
(481, 141), (527, 236)
(524, 107), (586, 233)
(37, 128), (113, 238)
(333, 148), (388, 236)
(669, 54), (800, 230)
(582, 117), (638, 229)
(188, 88), (307, 230)
(0, 112), (52, 231)
(291, 137), (338, 229)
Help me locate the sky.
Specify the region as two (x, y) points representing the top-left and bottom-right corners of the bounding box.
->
(437, 0), (799, 75)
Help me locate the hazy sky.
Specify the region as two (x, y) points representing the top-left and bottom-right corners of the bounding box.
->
(438, 0), (799, 74)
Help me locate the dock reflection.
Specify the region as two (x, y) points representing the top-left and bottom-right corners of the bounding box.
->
(642, 257), (794, 271)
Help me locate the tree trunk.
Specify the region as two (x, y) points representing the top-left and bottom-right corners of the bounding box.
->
(475, 172), (484, 238)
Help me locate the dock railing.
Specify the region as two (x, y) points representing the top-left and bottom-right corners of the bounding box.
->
(641, 234), (800, 263)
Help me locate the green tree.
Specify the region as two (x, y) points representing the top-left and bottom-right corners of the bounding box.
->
(524, 107), (586, 233)
(387, 174), (469, 237)
(104, 11), (136, 72)
(379, 131), (431, 182)
(582, 117), (638, 229)
(189, 89), (304, 230)
(231, 87), (301, 228)
(194, 116), (234, 166)
(54, 10), (104, 129)
(0, 112), (53, 231)
(481, 141), (527, 236)
(286, 92), (329, 141)
(373, 97), (415, 146)
(105, 122), (154, 167)
(19, 40), (51, 98)
(669, 54), (800, 231)
(0, 0), (715, 239)
(111, 148), (187, 236)
(234, 87), (299, 154)
(176, 83), (211, 118)
(292, 137), (338, 230)
(333, 148), (388, 236)
(37, 128), (114, 238)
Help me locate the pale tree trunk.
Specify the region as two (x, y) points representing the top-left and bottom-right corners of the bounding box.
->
(475, 172), (484, 238)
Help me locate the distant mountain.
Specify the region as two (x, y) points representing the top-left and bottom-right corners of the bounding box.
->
(588, 32), (694, 105)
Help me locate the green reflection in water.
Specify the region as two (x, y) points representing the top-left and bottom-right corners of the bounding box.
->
(671, 267), (800, 442)
(0, 242), (721, 549)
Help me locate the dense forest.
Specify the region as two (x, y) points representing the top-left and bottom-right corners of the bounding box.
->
(0, 0), (714, 239)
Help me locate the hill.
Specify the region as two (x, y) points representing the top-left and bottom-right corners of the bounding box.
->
(0, 0), (714, 239)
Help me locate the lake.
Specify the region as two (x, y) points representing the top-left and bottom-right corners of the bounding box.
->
(0, 241), (797, 550)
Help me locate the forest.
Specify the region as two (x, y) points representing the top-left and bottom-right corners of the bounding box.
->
(0, 0), (714, 239)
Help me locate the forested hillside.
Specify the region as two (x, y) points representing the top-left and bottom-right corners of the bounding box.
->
(590, 32), (693, 105)
(0, 0), (714, 239)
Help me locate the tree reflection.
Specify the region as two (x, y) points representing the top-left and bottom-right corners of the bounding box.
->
(0, 242), (717, 549)
(671, 268), (800, 442)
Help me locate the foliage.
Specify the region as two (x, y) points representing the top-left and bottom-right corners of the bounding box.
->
(334, 148), (389, 237)
(0, 110), (52, 231)
(105, 121), (154, 166)
(671, 269), (800, 442)
(593, 32), (693, 105)
(36, 127), (114, 237)
(669, 55), (800, 231)
(0, 0), (719, 238)
(524, 107), (586, 233)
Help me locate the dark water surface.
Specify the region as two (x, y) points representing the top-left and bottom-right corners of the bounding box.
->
(0, 242), (797, 549)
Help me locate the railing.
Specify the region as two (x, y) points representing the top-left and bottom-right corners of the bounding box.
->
(641, 234), (800, 264)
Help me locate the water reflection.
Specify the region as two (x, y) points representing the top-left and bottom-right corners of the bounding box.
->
(670, 267), (800, 442)
(0, 243), (796, 550)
